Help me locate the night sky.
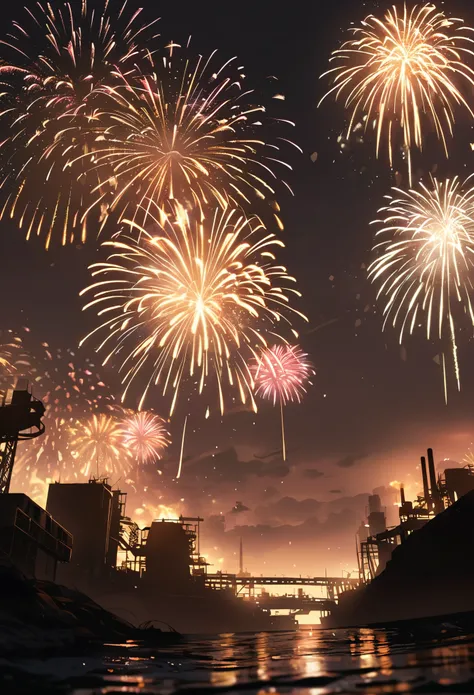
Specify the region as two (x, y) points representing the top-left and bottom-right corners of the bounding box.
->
(3, 0), (474, 575)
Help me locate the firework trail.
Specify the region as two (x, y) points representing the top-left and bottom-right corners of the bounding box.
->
(251, 344), (314, 460)
(122, 410), (170, 464)
(72, 413), (132, 478)
(368, 177), (474, 400)
(320, 4), (474, 183)
(0, 0), (160, 248)
(81, 42), (298, 228)
(81, 201), (307, 415)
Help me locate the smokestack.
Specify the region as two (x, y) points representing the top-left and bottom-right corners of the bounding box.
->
(427, 448), (443, 513)
(239, 536), (243, 575)
(427, 448), (437, 498)
(421, 456), (430, 506)
(400, 486), (406, 505)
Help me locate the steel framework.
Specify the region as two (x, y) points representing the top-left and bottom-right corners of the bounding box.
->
(0, 383), (45, 494)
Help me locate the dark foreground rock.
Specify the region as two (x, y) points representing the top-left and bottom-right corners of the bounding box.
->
(328, 490), (474, 627)
(0, 559), (147, 656)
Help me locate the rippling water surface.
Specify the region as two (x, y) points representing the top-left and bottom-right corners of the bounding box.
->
(3, 624), (474, 694)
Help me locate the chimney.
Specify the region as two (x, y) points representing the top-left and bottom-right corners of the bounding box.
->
(239, 536), (243, 575)
(427, 448), (442, 513)
(400, 486), (406, 505)
(421, 456), (430, 506)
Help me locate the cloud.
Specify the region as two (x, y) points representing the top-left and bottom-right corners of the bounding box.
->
(336, 453), (368, 468)
(254, 496), (322, 525)
(223, 508), (359, 554)
(303, 468), (324, 479)
(202, 508), (362, 576)
(184, 448), (291, 483)
(229, 501), (250, 514)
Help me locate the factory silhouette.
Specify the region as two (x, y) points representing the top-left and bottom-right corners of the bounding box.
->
(1, 382), (474, 632)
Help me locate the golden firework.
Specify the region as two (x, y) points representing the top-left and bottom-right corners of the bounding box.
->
(80, 202), (307, 415)
(81, 43), (297, 228)
(0, 1), (159, 248)
(368, 176), (474, 398)
(72, 413), (132, 477)
(320, 4), (474, 182)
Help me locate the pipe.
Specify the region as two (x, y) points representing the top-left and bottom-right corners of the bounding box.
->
(427, 448), (438, 499)
(421, 456), (430, 506)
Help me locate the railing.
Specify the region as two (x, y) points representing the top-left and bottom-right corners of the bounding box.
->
(14, 507), (72, 563)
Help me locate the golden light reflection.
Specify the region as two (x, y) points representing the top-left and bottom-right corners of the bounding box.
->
(210, 633), (238, 688)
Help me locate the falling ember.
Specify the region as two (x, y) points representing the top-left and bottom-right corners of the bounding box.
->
(251, 344), (314, 461)
(80, 201), (307, 415)
(320, 4), (474, 183)
(122, 411), (170, 464)
(83, 43), (297, 227)
(177, 415), (188, 480)
(368, 177), (474, 399)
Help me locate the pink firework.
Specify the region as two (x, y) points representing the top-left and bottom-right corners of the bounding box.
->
(252, 345), (314, 405)
(123, 411), (171, 465)
(252, 345), (314, 461)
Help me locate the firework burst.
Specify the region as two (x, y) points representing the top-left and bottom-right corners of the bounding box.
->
(122, 411), (170, 464)
(0, 0), (160, 248)
(368, 176), (474, 399)
(72, 413), (132, 478)
(252, 344), (314, 460)
(252, 344), (314, 405)
(82, 42), (298, 228)
(320, 4), (474, 182)
(0, 330), (30, 383)
(80, 202), (307, 415)
(7, 326), (118, 485)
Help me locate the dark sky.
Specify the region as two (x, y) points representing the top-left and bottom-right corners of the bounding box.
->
(4, 0), (474, 572)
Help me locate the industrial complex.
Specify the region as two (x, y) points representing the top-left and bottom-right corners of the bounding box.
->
(1, 382), (474, 632)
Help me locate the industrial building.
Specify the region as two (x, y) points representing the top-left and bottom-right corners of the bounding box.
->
(0, 383), (72, 581)
(358, 447), (474, 581)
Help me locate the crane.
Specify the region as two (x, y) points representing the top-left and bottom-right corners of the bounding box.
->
(0, 380), (45, 494)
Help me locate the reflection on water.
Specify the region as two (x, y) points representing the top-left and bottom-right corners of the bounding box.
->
(3, 625), (474, 693)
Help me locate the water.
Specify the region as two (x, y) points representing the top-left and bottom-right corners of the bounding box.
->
(2, 625), (474, 694)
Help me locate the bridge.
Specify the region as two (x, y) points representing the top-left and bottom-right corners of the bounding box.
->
(205, 573), (360, 601)
(247, 594), (336, 613)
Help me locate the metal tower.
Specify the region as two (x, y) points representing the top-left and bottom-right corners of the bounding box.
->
(0, 381), (45, 494)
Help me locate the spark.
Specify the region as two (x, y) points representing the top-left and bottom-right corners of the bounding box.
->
(320, 4), (474, 182)
(251, 344), (314, 460)
(368, 176), (474, 397)
(82, 43), (297, 228)
(80, 201), (306, 415)
(122, 411), (170, 464)
(0, 1), (159, 248)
